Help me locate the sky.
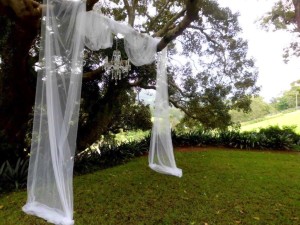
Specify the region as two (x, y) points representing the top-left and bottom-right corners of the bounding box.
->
(218, 0), (300, 101)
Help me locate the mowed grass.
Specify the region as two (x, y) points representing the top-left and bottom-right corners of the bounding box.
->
(241, 110), (300, 133)
(1, 149), (300, 224)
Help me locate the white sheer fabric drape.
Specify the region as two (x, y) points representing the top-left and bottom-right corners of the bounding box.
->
(22, 0), (85, 224)
(149, 47), (182, 177)
(83, 10), (181, 177)
(23, 5), (181, 225)
(83, 11), (158, 66)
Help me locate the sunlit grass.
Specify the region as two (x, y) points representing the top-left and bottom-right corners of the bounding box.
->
(241, 110), (300, 133)
(1, 149), (300, 224)
(115, 129), (150, 143)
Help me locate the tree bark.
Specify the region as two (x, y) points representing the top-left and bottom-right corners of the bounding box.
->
(77, 81), (130, 151)
(293, 0), (300, 32)
(0, 21), (37, 161)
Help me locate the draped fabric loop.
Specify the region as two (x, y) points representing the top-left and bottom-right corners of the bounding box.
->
(23, 2), (182, 225)
(83, 11), (160, 66)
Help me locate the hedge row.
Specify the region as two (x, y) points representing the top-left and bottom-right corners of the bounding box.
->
(172, 125), (300, 150)
(1, 126), (299, 192)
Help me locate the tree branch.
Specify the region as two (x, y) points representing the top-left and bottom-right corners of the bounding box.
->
(123, 0), (136, 26)
(147, 0), (172, 30)
(86, 0), (99, 11)
(169, 98), (197, 119)
(293, 0), (300, 32)
(156, 0), (201, 51)
(154, 7), (186, 37)
(139, 85), (156, 90)
(83, 67), (105, 81)
(169, 81), (193, 98)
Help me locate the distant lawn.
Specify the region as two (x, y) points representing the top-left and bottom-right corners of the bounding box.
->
(241, 110), (300, 133)
(1, 149), (300, 224)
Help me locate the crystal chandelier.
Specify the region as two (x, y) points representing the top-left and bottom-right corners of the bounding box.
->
(104, 38), (131, 84)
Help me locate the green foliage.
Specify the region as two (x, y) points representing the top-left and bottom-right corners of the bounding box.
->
(230, 96), (276, 123)
(0, 158), (29, 191)
(259, 0), (300, 62)
(109, 101), (152, 133)
(258, 125), (300, 149)
(260, 0), (295, 31)
(0, 162), (5, 192)
(175, 117), (205, 133)
(0, 131), (28, 165)
(115, 130), (149, 143)
(170, 1), (259, 129)
(271, 80), (300, 111)
(221, 126), (300, 150)
(172, 129), (217, 147)
(74, 137), (150, 175)
(172, 125), (300, 150)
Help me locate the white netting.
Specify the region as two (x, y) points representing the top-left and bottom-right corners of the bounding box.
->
(83, 12), (113, 50)
(83, 11), (160, 65)
(23, 4), (181, 225)
(22, 0), (85, 224)
(149, 47), (182, 177)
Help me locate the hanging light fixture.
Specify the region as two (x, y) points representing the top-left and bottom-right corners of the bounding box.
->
(104, 37), (131, 84)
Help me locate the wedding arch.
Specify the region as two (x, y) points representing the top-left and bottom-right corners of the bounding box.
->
(22, 0), (182, 224)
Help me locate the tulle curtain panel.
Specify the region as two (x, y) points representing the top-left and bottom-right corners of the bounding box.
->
(22, 0), (182, 224)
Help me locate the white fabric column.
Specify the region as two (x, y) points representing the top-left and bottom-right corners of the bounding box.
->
(22, 0), (85, 224)
(149, 47), (182, 177)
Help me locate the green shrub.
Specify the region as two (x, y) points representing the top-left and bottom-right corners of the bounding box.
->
(258, 125), (299, 150)
(219, 131), (264, 150)
(0, 161), (6, 192)
(74, 137), (150, 175)
(172, 129), (217, 147)
(174, 126), (300, 151)
(0, 158), (29, 191)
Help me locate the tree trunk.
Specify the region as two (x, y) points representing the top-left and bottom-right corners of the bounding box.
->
(77, 81), (128, 151)
(0, 21), (37, 162)
(293, 0), (300, 32)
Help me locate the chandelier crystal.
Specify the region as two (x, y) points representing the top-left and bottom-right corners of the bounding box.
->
(104, 39), (131, 84)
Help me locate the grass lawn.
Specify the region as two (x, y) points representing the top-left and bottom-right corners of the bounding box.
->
(1, 149), (300, 224)
(241, 110), (300, 133)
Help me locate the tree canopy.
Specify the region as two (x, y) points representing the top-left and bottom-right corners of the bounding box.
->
(260, 0), (300, 62)
(0, 0), (259, 162)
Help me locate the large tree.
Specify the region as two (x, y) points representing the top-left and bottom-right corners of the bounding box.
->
(0, 0), (259, 161)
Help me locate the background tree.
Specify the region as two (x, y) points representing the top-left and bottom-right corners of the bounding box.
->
(230, 96), (276, 123)
(0, 0), (259, 162)
(260, 0), (300, 62)
(271, 80), (300, 111)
